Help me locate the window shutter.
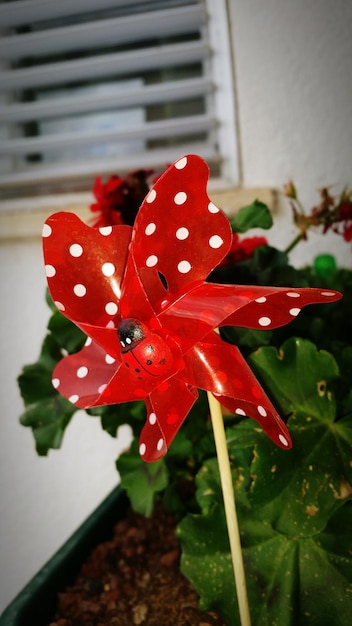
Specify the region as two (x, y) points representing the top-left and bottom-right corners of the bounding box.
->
(0, 0), (238, 197)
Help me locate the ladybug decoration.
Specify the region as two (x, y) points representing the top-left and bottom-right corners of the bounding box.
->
(118, 318), (178, 380)
(42, 154), (342, 462)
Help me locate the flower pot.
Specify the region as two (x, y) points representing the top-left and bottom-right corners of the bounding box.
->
(0, 487), (128, 626)
(0, 488), (225, 626)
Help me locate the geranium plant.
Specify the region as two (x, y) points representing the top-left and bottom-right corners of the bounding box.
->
(18, 158), (352, 626)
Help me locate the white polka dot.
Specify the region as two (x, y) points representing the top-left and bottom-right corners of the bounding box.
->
(146, 189), (156, 203)
(85, 337), (92, 346)
(45, 264), (56, 277)
(279, 434), (289, 446)
(42, 223), (52, 237)
(175, 156), (188, 169)
(99, 226), (112, 236)
(102, 262), (115, 277)
(258, 316), (271, 327)
(69, 243), (83, 257)
(208, 202), (219, 214)
(55, 301), (65, 311)
(98, 384), (107, 394)
(149, 412), (157, 425)
(209, 235), (224, 249)
(105, 302), (118, 315)
(321, 291), (336, 297)
(286, 292), (300, 298)
(105, 354), (115, 364)
(52, 378), (60, 389)
(174, 191), (187, 205)
(176, 227), (189, 240)
(77, 366), (88, 378)
(255, 296), (267, 303)
(69, 394), (79, 404)
(139, 443), (146, 456)
(178, 260), (191, 273)
(235, 408), (246, 416)
(289, 308), (301, 317)
(146, 255), (158, 267)
(257, 405), (267, 417)
(157, 438), (164, 451)
(145, 223), (156, 236)
(74, 284), (86, 297)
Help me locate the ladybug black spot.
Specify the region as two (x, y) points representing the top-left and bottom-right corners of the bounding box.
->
(135, 368), (140, 373)
(146, 359), (153, 365)
(125, 362), (130, 368)
(159, 358), (166, 365)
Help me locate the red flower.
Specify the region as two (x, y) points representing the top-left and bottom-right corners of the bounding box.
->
(289, 183), (352, 242)
(90, 169), (154, 228)
(220, 233), (268, 266)
(43, 156), (341, 462)
(336, 201), (352, 241)
(343, 223), (352, 242)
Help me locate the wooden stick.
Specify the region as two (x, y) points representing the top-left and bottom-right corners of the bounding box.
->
(207, 389), (252, 626)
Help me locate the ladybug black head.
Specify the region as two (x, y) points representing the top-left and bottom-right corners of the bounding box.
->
(118, 318), (145, 351)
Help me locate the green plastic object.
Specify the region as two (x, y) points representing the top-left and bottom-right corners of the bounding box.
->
(313, 253), (337, 278)
(0, 487), (128, 626)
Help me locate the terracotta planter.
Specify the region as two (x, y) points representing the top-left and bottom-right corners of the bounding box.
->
(0, 487), (127, 626)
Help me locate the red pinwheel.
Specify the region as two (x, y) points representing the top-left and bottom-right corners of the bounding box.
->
(43, 155), (341, 462)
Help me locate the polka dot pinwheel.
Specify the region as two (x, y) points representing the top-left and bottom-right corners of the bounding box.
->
(43, 155), (342, 462)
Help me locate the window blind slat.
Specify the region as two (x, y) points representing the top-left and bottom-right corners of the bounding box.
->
(0, 41), (209, 91)
(0, 0), (143, 28)
(0, 78), (213, 123)
(0, 115), (216, 156)
(0, 5), (205, 60)
(0, 143), (217, 189)
(0, 0), (239, 196)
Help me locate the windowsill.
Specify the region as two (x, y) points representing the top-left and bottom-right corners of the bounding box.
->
(0, 186), (277, 241)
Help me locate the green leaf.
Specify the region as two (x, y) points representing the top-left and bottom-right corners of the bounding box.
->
(48, 310), (86, 354)
(18, 361), (58, 406)
(18, 327), (78, 455)
(246, 338), (351, 535)
(19, 395), (76, 455)
(248, 337), (339, 422)
(167, 429), (193, 460)
(195, 438), (254, 514)
(88, 401), (145, 438)
(178, 448), (352, 626)
(116, 441), (169, 516)
(221, 326), (273, 350)
(249, 245), (304, 286)
(230, 200), (273, 233)
(178, 505), (238, 626)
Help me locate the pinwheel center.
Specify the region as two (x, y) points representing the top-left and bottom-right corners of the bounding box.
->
(117, 318), (177, 381)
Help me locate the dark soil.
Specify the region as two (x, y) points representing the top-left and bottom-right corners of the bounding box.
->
(48, 505), (225, 626)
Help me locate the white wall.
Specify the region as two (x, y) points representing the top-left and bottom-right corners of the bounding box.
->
(0, 239), (130, 611)
(229, 0), (352, 269)
(1, 0), (352, 613)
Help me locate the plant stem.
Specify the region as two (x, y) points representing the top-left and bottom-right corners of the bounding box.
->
(207, 389), (251, 626)
(284, 231), (304, 255)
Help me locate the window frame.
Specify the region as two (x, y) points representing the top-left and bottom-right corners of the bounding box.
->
(0, 0), (241, 229)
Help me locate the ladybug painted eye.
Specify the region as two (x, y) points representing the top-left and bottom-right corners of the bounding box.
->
(118, 318), (145, 351)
